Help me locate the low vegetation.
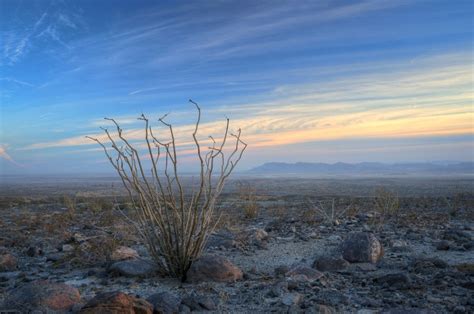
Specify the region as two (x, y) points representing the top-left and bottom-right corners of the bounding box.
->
(87, 101), (246, 279)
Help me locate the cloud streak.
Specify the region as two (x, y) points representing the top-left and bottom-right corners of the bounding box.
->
(23, 52), (473, 154)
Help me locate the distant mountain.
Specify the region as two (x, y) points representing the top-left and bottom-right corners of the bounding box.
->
(249, 161), (474, 176)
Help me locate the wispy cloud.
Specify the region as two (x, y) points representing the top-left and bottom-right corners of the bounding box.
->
(0, 145), (22, 167)
(22, 52), (473, 153)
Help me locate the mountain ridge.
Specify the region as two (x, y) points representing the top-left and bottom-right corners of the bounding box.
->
(249, 161), (474, 175)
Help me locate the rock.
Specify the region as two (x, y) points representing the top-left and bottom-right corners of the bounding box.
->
(443, 230), (471, 242)
(274, 265), (290, 278)
(181, 293), (217, 311)
(267, 281), (288, 297)
(47, 252), (65, 262)
(391, 240), (411, 252)
(109, 259), (156, 277)
(436, 240), (450, 251)
(71, 232), (88, 243)
(315, 304), (337, 314)
(286, 265), (324, 282)
(455, 263), (474, 274)
(110, 246), (139, 261)
(147, 291), (181, 314)
(62, 244), (75, 252)
(207, 230), (238, 249)
(0, 253), (17, 272)
(341, 232), (383, 263)
(373, 273), (412, 289)
(186, 255), (243, 283)
(382, 308), (436, 314)
(463, 241), (474, 250)
(238, 228), (269, 249)
(2, 280), (80, 312)
(26, 246), (43, 257)
(313, 256), (349, 272)
(350, 263), (378, 272)
(79, 291), (153, 314)
(327, 235), (342, 242)
(281, 292), (302, 306)
(410, 256), (448, 273)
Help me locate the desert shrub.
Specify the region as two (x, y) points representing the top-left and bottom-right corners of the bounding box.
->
(305, 198), (350, 226)
(238, 182), (258, 219)
(88, 101), (246, 279)
(62, 194), (77, 219)
(370, 187), (400, 229)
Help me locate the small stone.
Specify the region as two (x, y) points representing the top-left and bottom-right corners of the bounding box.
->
(373, 273), (412, 289)
(26, 246), (43, 257)
(316, 304), (337, 313)
(313, 256), (349, 272)
(181, 293), (217, 311)
(110, 246), (139, 261)
(147, 291), (181, 314)
(186, 255), (243, 283)
(109, 259), (156, 277)
(46, 253), (65, 262)
(274, 265), (290, 278)
(286, 266), (324, 282)
(79, 291), (153, 314)
(391, 240), (411, 252)
(281, 292), (302, 306)
(436, 240), (450, 251)
(62, 244), (75, 252)
(0, 253), (17, 272)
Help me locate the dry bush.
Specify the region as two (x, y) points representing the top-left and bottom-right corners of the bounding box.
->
(62, 194), (77, 219)
(88, 101), (246, 279)
(370, 187), (400, 229)
(238, 182), (259, 219)
(305, 198), (351, 226)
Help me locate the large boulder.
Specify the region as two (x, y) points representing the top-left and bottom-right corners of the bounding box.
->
(109, 259), (156, 277)
(2, 280), (81, 312)
(0, 253), (17, 272)
(79, 291), (153, 314)
(147, 291), (181, 314)
(341, 232), (383, 263)
(186, 255), (243, 283)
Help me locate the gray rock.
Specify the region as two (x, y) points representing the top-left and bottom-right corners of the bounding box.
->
(286, 265), (324, 282)
(313, 256), (349, 272)
(181, 293), (217, 311)
(147, 291), (181, 314)
(374, 273), (412, 289)
(109, 259), (156, 277)
(281, 292), (302, 306)
(341, 232), (383, 263)
(436, 240), (450, 251)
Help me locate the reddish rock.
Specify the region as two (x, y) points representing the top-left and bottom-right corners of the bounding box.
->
(0, 253), (17, 272)
(2, 280), (81, 312)
(110, 246), (139, 261)
(186, 255), (243, 283)
(79, 291), (153, 314)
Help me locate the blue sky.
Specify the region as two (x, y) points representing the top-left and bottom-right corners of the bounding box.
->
(0, 0), (473, 174)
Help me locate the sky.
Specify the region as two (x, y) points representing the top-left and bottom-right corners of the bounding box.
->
(0, 0), (473, 175)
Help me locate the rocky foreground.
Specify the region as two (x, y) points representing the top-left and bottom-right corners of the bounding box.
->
(0, 178), (473, 313)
